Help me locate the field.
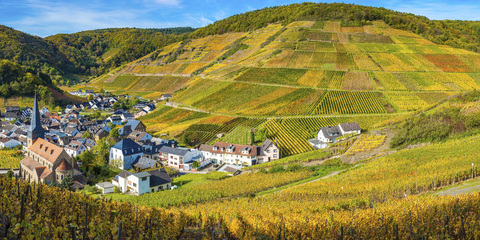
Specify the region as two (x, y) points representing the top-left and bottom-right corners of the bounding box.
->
(314, 91), (386, 115)
(345, 134), (386, 155)
(180, 135), (480, 239)
(0, 148), (23, 168)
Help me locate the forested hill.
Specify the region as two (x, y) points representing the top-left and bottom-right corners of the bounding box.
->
(0, 25), (195, 77)
(0, 25), (71, 74)
(190, 2), (480, 53)
(46, 27), (195, 75)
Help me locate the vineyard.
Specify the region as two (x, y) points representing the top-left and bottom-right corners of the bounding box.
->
(178, 135), (480, 239)
(345, 134), (386, 155)
(0, 148), (23, 168)
(110, 170), (315, 208)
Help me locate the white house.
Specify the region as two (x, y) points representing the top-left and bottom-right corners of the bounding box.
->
(64, 140), (87, 158)
(317, 126), (342, 143)
(208, 142), (259, 166)
(96, 182), (116, 194)
(338, 122), (361, 135)
(106, 116), (122, 125)
(109, 139), (143, 169)
(0, 138), (20, 148)
(158, 146), (202, 170)
(127, 172), (151, 195)
(112, 168), (172, 194)
(112, 170), (131, 193)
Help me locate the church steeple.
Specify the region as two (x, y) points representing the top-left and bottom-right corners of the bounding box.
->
(27, 92), (45, 147)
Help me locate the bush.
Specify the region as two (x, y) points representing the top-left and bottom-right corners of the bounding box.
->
(285, 164), (303, 172)
(114, 186), (121, 193)
(268, 165), (285, 173)
(85, 185), (100, 194)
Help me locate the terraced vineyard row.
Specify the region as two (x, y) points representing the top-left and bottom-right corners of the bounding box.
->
(314, 91), (386, 115)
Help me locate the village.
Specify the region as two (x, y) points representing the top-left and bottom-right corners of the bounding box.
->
(0, 90), (360, 196)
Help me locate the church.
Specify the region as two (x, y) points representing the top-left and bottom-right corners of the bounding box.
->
(19, 93), (87, 189)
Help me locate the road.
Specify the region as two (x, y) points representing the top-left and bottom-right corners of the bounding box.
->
(0, 169), (19, 176)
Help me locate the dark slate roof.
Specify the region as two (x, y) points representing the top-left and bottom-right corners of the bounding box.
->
(161, 94), (172, 98)
(159, 146), (189, 156)
(133, 157), (158, 169)
(319, 126), (342, 140)
(339, 122), (361, 132)
(109, 115), (122, 121)
(125, 120), (141, 129)
(112, 139), (143, 155)
(113, 109), (126, 115)
(28, 93), (45, 139)
(261, 138), (275, 152)
(148, 168), (172, 187)
(5, 112), (18, 118)
(117, 170), (132, 178)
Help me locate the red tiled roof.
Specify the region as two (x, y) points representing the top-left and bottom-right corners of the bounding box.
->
(29, 138), (64, 164)
(210, 142), (258, 157)
(20, 156), (43, 171)
(39, 168), (52, 179)
(56, 158), (73, 172)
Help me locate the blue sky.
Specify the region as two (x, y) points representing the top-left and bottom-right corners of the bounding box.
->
(1, 0), (480, 37)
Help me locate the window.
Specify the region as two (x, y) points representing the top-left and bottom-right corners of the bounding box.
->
(133, 183), (137, 187)
(266, 150), (270, 153)
(273, 154), (277, 158)
(142, 177), (147, 181)
(273, 149), (277, 153)
(61, 175), (64, 180)
(128, 180), (132, 185)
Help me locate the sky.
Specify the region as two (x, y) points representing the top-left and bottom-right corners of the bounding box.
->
(1, 0), (480, 37)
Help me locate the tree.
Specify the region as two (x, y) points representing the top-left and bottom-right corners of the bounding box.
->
(94, 138), (110, 166)
(192, 161), (199, 168)
(82, 131), (92, 139)
(91, 111), (101, 120)
(59, 173), (74, 191)
(79, 150), (95, 166)
(112, 102), (121, 110)
(109, 128), (120, 138)
(53, 106), (62, 113)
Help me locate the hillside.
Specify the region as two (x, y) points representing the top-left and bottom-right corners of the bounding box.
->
(46, 27), (195, 75)
(91, 16), (480, 155)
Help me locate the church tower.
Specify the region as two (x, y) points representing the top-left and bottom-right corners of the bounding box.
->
(27, 92), (45, 147)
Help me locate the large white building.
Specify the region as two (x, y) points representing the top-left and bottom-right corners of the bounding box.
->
(109, 139), (143, 170)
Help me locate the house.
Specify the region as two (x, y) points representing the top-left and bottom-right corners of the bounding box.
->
(317, 126), (342, 143)
(64, 140), (87, 158)
(109, 138), (143, 170)
(126, 171), (151, 195)
(201, 142), (260, 166)
(257, 138), (280, 164)
(160, 94), (172, 101)
(132, 157), (162, 172)
(310, 122), (361, 149)
(4, 112), (18, 121)
(143, 104), (155, 113)
(112, 168), (172, 194)
(120, 112), (134, 122)
(158, 146), (202, 170)
(64, 126), (79, 137)
(124, 120), (146, 132)
(94, 129), (109, 141)
(106, 116), (122, 125)
(338, 122), (361, 135)
(111, 170), (131, 193)
(96, 182), (116, 194)
(147, 168), (172, 192)
(118, 125), (132, 136)
(40, 107), (49, 115)
(128, 130), (152, 142)
(84, 139), (96, 150)
(133, 102), (147, 109)
(22, 107), (33, 118)
(0, 138), (20, 148)
(85, 90), (95, 95)
(135, 110), (148, 118)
